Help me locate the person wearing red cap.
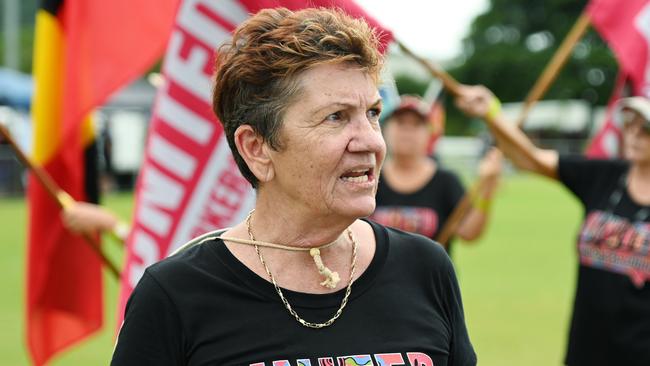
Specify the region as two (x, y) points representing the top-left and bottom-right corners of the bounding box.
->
(456, 85), (650, 366)
(370, 95), (503, 254)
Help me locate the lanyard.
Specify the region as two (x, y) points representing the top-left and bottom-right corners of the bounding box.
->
(605, 172), (650, 222)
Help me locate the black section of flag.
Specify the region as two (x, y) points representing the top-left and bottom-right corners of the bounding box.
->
(84, 140), (100, 204)
(42, 0), (63, 15)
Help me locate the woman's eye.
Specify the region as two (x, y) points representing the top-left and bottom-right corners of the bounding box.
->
(325, 111), (343, 122)
(367, 108), (381, 121)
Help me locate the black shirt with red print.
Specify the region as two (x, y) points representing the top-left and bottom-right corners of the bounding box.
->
(558, 156), (650, 366)
(111, 220), (476, 366)
(371, 167), (465, 253)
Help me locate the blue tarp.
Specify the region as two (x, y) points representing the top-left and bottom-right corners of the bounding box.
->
(0, 68), (32, 110)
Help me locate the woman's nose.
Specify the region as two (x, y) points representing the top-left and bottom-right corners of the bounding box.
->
(627, 123), (642, 136)
(347, 117), (385, 153)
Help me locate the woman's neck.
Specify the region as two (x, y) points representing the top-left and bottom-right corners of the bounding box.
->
(382, 156), (436, 194)
(630, 161), (650, 179)
(627, 161), (650, 205)
(248, 192), (353, 248)
(389, 154), (432, 173)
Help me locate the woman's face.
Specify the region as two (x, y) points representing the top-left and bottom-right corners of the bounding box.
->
(266, 63), (386, 219)
(622, 111), (650, 164)
(384, 111), (430, 158)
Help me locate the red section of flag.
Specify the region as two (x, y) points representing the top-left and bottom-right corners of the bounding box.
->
(585, 73), (630, 158)
(585, 115), (624, 158)
(237, 0), (393, 49)
(27, 159), (102, 366)
(59, 0), (181, 142)
(585, 0), (649, 158)
(118, 0), (393, 324)
(426, 92), (446, 155)
(587, 0), (650, 96)
(27, 1), (178, 364)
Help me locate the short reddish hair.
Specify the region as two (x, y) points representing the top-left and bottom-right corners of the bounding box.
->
(212, 7), (384, 187)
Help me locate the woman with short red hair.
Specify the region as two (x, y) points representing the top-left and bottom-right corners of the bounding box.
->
(112, 8), (476, 365)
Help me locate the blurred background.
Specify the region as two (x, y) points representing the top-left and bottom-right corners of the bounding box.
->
(0, 0), (625, 364)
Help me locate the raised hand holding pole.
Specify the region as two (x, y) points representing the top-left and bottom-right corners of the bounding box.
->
(0, 123), (121, 279)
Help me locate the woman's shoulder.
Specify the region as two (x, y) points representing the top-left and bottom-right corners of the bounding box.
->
(145, 234), (224, 283)
(557, 155), (629, 195)
(433, 163), (457, 175)
(559, 155), (629, 174)
(372, 223), (458, 293)
(375, 222), (452, 269)
(430, 165), (462, 186)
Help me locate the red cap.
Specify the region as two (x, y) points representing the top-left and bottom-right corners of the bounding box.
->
(387, 95), (430, 121)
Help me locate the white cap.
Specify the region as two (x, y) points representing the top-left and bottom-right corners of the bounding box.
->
(614, 96), (650, 128)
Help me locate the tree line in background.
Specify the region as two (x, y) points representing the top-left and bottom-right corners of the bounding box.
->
(0, 0), (618, 136)
(0, 0), (38, 73)
(395, 0), (617, 135)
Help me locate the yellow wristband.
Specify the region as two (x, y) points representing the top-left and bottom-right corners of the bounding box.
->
(474, 196), (492, 214)
(111, 221), (130, 243)
(486, 96), (502, 121)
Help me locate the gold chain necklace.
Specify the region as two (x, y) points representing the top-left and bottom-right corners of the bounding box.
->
(246, 211), (358, 329)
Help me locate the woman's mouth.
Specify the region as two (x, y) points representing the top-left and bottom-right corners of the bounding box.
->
(340, 168), (375, 184)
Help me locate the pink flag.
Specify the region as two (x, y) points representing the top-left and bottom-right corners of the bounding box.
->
(585, 74), (630, 158)
(585, 0), (650, 157)
(118, 0), (392, 320)
(587, 0), (650, 96)
(426, 91), (446, 155)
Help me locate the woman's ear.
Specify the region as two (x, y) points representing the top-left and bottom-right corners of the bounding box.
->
(234, 125), (275, 183)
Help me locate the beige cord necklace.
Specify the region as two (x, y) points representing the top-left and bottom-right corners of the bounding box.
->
(218, 210), (357, 328)
(218, 210), (345, 289)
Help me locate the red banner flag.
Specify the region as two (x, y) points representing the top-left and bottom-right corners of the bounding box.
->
(585, 74), (631, 158)
(27, 0), (177, 364)
(585, 0), (649, 157)
(426, 91), (446, 155)
(587, 0), (650, 97)
(118, 0), (392, 320)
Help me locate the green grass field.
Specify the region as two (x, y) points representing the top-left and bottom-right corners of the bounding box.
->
(0, 174), (582, 365)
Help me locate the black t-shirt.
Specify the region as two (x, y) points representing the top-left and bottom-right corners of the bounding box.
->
(371, 168), (465, 253)
(558, 156), (650, 366)
(112, 220), (476, 366)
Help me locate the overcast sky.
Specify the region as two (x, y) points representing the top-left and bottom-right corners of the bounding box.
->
(355, 0), (490, 61)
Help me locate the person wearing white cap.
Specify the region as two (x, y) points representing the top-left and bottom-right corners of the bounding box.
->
(371, 95), (503, 254)
(615, 96), (650, 137)
(455, 85), (650, 366)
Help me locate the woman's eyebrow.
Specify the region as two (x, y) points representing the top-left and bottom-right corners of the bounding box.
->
(311, 97), (383, 115)
(369, 98), (383, 108)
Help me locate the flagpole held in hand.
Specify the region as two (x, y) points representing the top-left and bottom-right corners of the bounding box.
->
(397, 40), (463, 97)
(515, 12), (591, 127)
(0, 123), (121, 279)
(397, 41), (554, 242)
(435, 180), (483, 247)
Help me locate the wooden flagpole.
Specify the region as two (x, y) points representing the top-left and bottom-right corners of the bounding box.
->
(396, 40), (462, 97)
(515, 12), (591, 127)
(397, 41), (545, 166)
(435, 180), (484, 247)
(0, 123), (121, 279)
(397, 40), (555, 245)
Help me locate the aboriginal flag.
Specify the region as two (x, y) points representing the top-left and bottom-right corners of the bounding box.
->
(27, 0), (177, 364)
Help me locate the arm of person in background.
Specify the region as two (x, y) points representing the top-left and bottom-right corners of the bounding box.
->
(61, 202), (129, 242)
(454, 85), (559, 180)
(455, 147), (503, 241)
